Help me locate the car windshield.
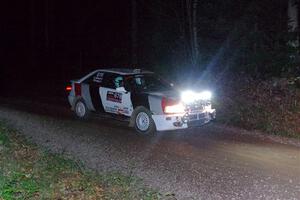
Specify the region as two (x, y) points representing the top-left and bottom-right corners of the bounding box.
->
(125, 74), (173, 92)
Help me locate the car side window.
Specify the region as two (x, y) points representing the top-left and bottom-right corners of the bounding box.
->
(102, 73), (119, 89)
(124, 76), (137, 92)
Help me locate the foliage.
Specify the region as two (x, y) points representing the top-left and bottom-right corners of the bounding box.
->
(215, 75), (300, 138)
(0, 123), (162, 200)
(231, 0), (297, 77)
(140, 0), (299, 79)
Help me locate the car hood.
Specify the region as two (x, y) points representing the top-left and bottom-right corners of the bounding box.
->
(143, 90), (180, 99)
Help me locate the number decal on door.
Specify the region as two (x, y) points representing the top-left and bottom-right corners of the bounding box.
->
(106, 91), (122, 103)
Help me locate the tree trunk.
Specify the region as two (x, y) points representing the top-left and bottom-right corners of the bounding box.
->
(186, 0), (194, 66)
(288, 0), (299, 56)
(45, 0), (49, 49)
(186, 0), (198, 68)
(288, 0), (298, 32)
(131, 0), (138, 67)
(192, 0), (199, 67)
(30, 0), (36, 69)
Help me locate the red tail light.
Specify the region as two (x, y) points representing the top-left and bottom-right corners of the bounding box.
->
(66, 85), (72, 92)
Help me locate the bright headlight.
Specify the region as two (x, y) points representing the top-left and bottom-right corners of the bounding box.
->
(181, 90), (212, 103)
(180, 90), (195, 104)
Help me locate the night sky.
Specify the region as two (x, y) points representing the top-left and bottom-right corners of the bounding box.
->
(1, 0), (293, 94)
(1, 0), (131, 85)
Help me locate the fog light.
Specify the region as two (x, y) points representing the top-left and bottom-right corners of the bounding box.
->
(182, 114), (188, 123)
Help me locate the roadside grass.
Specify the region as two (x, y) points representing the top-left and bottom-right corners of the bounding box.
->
(0, 122), (162, 200)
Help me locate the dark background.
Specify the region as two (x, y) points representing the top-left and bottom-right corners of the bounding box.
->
(1, 1), (131, 85)
(1, 0), (299, 98)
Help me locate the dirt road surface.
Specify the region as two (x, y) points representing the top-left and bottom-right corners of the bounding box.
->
(0, 98), (299, 200)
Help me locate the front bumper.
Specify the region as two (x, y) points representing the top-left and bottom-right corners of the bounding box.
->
(152, 108), (216, 131)
(186, 110), (216, 127)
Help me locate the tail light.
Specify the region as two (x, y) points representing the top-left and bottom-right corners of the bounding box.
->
(66, 85), (72, 92)
(161, 97), (185, 114)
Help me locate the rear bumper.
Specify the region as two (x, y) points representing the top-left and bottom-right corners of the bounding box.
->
(152, 109), (216, 131)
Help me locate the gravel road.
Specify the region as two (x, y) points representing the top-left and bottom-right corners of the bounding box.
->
(0, 98), (299, 200)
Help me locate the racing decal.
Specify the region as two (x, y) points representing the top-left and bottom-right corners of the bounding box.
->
(117, 107), (130, 115)
(104, 106), (130, 115)
(93, 72), (104, 83)
(99, 87), (133, 116)
(122, 107), (130, 114)
(106, 91), (122, 103)
(105, 106), (118, 113)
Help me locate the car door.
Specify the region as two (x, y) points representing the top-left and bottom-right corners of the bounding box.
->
(99, 73), (133, 117)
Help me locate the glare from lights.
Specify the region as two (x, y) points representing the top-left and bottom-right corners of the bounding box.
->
(197, 91), (212, 100)
(164, 103), (185, 114)
(181, 90), (195, 104)
(181, 90), (212, 103)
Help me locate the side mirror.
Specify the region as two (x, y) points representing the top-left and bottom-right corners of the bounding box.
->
(116, 87), (127, 92)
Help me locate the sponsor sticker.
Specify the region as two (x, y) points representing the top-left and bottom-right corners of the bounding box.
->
(105, 106), (117, 113)
(107, 91), (122, 103)
(93, 72), (104, 83)
(117, 108), (129, 114)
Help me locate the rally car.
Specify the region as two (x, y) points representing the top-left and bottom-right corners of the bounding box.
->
(66, 68), (216, 136)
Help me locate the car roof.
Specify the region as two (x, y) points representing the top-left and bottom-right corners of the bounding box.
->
(78, 68), (154, 82)
(99, 68), (153, 75)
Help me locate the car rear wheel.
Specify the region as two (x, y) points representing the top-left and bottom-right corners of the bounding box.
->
(134, 107), (156, 136)
(74, 100), (90, 119)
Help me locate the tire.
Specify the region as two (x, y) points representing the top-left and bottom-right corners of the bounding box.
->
(133, 107), (156, 136)
(74, 100), (90, 120)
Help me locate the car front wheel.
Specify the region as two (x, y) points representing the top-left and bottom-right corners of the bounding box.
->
(134, 107), (156, 136)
